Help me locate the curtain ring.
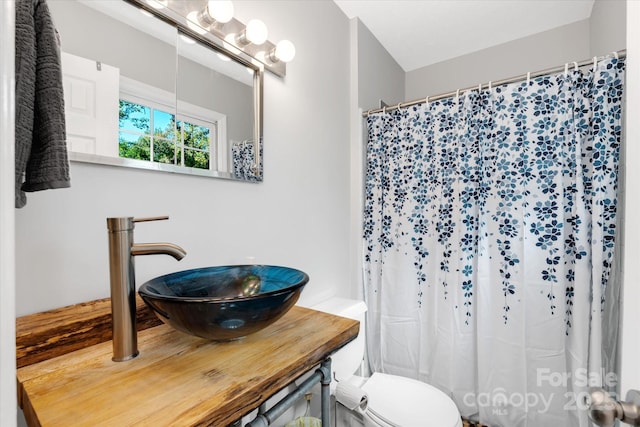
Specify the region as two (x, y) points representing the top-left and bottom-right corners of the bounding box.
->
(456, 89), (460, 101)
(478, 83), (482, 92)
(573, 61), (579, 71)
(383, 105), (387, 114)
(564, 63), (569, 76)
(397, 102), (402, 111)
(593, 56), (598, 72)
(613, 51), (619, 59)
(488, 81), (492, 91)
(527, 71), (531, 85)
(425, 96), (429, 107)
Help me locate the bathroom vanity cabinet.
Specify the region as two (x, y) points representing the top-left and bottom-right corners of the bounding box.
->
(16, 299), (359, 426)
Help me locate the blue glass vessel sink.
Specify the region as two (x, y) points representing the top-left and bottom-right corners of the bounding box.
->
(139, 265), (309, 341)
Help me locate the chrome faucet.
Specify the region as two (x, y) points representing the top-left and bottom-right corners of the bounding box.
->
(107, 216), (186, 362)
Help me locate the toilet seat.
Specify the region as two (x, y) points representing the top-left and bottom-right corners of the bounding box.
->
(359, 373), (462, 427)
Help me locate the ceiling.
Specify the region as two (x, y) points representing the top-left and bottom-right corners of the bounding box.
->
(333, 0), (595, 72)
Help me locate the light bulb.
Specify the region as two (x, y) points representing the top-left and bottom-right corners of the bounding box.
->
(206, 0), (233, 24)
(274, 40), (296, 62)
(245, 19), (268, 45)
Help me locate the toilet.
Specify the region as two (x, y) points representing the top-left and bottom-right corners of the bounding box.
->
(312, 297), (462, 427)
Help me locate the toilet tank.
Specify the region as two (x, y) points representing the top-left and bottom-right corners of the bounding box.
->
(312, 297), (367, 382)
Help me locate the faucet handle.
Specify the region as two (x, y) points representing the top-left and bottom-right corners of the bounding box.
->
(108, 216), (170, 232)
(133, 216), (170, 223)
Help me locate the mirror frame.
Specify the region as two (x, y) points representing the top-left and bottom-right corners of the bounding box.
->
(68, 0), (264, 181)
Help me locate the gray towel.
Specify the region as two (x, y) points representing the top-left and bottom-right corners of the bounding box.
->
(15, 0), (70, 208)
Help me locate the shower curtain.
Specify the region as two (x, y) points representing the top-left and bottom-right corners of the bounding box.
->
(363, 56), (625, 427)
(232, 139), (262, 181)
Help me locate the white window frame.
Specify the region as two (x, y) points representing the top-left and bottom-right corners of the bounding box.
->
(119, 76), (228, 174)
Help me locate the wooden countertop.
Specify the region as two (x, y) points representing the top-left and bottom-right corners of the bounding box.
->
(17, 303), (359, 427)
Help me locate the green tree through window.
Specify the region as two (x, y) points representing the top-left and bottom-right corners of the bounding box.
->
(118, 100), (211, 170)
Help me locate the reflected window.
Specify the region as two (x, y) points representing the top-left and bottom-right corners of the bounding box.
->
(118, 78), (220, 171)
(179, 120), (212, 169)
(119, 101), (152, 161)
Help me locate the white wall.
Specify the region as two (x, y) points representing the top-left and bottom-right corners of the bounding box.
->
(356, 19), (405, 111)
(405, 19), (591, 99)
(15, 0), (351, 316)
(590, 0), (626, 57)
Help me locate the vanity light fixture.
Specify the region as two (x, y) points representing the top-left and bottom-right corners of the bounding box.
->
(134, 0), (295, 77)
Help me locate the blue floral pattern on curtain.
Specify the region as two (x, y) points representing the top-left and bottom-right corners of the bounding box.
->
(363, 56), (624, 427)
(232, 139), (262, 181)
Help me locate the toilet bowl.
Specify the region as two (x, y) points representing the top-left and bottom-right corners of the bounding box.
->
(312, 297), (462, 427)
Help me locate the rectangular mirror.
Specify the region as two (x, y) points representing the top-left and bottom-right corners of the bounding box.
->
(49, 0), (263, 182)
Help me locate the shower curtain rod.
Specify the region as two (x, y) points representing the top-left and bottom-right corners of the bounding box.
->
(362, 49), (627, 116)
